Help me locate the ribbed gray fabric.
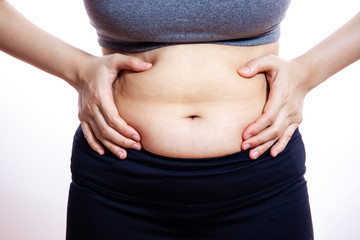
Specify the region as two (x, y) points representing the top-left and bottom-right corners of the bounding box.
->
(83, 0), (291, 52)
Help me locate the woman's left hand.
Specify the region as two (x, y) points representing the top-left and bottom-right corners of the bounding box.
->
(238, 54), (310, 159)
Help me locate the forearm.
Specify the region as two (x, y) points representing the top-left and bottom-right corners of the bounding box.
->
(0, 0), (92, 88)
(295, 12), (360, 91)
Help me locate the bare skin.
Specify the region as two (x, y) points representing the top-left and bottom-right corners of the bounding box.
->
(238, 11), (360, 159)
(0, 0), (151, 159)
(1, 0), (359, 159)
(106, 43), (278, 158)
(0, 0), (279, 160)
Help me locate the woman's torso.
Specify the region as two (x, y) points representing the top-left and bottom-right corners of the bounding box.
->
(107, 42), (279, 158)
(85, 0), (290, 158)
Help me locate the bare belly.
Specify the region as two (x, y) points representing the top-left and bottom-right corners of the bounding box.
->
(109, 43), (278, 158)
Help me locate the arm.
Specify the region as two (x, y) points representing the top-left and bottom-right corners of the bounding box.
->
(238, 11), (360, 159)
(0, 0), (87, 86)
(295, 12), (360, 90)
(0, 0), (152, 159)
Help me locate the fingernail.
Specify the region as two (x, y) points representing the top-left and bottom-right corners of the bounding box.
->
(243, 144), (251, 150)
(131, 134), (141, 142)
(132, 143), (141, 150)
(252, 151), (260, 159)
(118, 152), (124, 159)
(240, 66), (250, 74)
(98, 149), (104, 155)
(273, 150), (278, 157)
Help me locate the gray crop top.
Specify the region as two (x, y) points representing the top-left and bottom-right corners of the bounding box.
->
(83, 0), (291, 52)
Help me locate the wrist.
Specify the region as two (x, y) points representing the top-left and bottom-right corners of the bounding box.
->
(65, 51), (96, 91)
(291, 54), (319, 94)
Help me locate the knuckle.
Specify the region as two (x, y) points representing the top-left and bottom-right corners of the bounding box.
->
(84, 133), (94, 144)
(84, 102), (93, 112)
(289, 110), (303, 123)
(114, 138), (133, 149)
(250, 138), (261, 147)
(297, 114), (303, 123)
(91, 91), (101, 103)
(84, 136), (97, 150)
(270, 126), (282, 139)
(284, 134), (292, 144)
(78, 112), (83, 120)
(127, 56), (139, 68)
(124, 128), (136, 138)
(109, 53), (121, 65)
(117, 138), (128, 147)
(265, 113), (276, 125)
(283, 92), (291, 101)
(99, 126), (109, 137)
(106, 115), (118, 127)
(89, 125), (100, 139)
(81, 126), (90, 138)
(109, 53), (119, 60)
(280, 132), (292, 145)
(106, 144), (119, 155)
(274, 129), (282, 139)
(119, 138), (136, 148)
(289, 105), (299, 115)
(78, 113), (89, 122)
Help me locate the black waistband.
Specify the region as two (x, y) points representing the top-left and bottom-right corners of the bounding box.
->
(70, 126), (306, 208)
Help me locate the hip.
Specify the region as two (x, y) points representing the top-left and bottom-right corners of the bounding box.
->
(70, 126), (307, 208)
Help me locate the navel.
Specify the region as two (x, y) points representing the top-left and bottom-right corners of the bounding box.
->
(186, 115), (201, 120)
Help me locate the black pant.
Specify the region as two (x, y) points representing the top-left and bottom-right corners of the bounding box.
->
(66, 126), (313, 240)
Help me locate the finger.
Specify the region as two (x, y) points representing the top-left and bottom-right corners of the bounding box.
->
(242, 105), (289, 150)
(87, 118), (129, 160)
(242, 111), (275, 141)
(92, 105), (142, 150)
(98, 91), (141, 142)
(81, 120), (105, 155)
(111, 54), (152, 72)
(242, 126), (280, 153)
(270, 123), (299, 157)
(237, 54), (279, 78)
(248, 139), (277, 160)
(242, 90), (284, 141)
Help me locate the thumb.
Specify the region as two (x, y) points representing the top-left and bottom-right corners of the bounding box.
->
(237, 54), (278, 78)
(111, 54), (152, 72)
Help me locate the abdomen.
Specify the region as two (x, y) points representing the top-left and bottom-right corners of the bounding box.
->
(111, 43), (275, 158)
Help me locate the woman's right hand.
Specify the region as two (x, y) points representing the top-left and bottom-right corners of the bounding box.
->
(76, 53), (152, 159)
(0, 1), (152, 159)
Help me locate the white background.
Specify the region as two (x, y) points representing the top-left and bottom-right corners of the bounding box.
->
(0, 0), (359, 239)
